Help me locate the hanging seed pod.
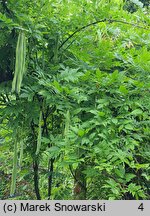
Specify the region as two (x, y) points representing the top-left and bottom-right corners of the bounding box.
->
(53, 34), (59, 63)
(10, 139), (18, 196)
(19, 139), (24, 168)
(12, 31), (26, 94)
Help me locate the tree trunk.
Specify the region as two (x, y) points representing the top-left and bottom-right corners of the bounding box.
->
(33, 157), (41, 200)
(48, 158), (54, 200)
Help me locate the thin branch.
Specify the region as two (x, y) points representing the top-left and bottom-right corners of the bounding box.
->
(58, 18), (107, 50)
(62, 38), (77, 53)
(58, 18), (149, 50)
(109, 19), (149, 30)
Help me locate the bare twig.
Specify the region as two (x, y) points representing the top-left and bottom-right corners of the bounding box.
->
(59, 18), (149, 50)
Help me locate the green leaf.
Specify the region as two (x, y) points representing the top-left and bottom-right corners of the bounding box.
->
(59, 67), (83, 82)
(125, 173), (136, 182)
(47, 146), (60, 158)
(41, 137), (50, 144)
(125, 124), (134, 130)
(119, 85), (128, 94)
(112, 119), (118, 124)
(78, 129), (85, 137)
(115, 166), (125, 178)
(130, 109), (143, 115)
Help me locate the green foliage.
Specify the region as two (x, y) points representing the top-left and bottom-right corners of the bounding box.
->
(0, 0), (149, 200)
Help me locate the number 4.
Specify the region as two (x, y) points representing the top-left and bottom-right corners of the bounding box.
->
(138, 203), (144, 211)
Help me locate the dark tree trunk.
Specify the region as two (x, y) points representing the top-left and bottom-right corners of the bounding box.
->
(33, 158), (41, 200)
(31, 121), (41, 200)
(48, 158), (54, 200)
